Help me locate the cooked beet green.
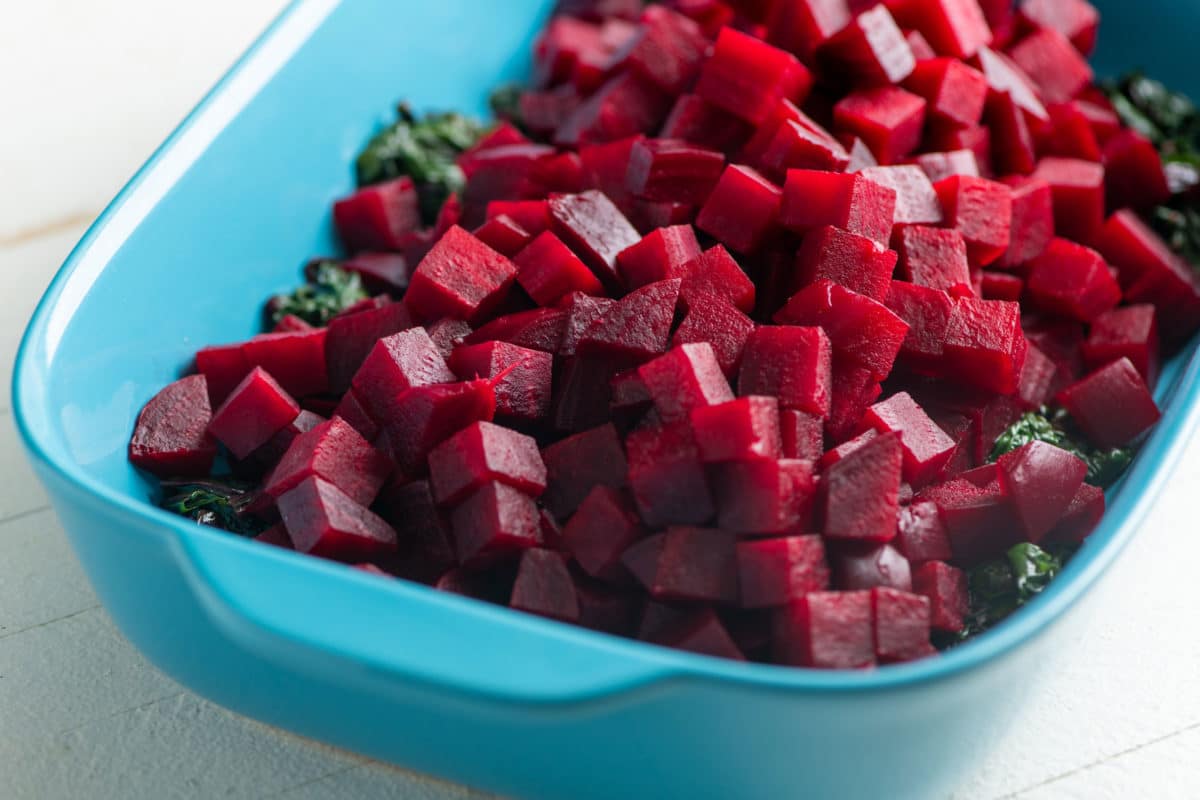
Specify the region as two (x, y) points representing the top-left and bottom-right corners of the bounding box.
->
(268, 262), (368, 327)
(159, 480), (267, 537)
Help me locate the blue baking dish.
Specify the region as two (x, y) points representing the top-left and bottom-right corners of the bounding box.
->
(12, 1), (1200, 797)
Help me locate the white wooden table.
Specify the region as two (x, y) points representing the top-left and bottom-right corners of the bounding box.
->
(1, 3), (1198, 798)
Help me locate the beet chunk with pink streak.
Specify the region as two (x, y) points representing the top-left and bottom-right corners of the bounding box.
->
(449, 341), (553, 422)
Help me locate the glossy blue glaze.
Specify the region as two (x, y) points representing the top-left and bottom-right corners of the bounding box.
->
(11, 1), (1200, 797)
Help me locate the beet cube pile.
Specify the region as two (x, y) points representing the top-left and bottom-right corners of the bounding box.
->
(130, 0), (1200, 669)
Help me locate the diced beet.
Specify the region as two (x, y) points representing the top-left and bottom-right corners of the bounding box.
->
(781, 409), (825, 460)
(775, 280), (908, 382)
(757, 119), (852, 177)
(617, 6), (710, 94)
(518, 87), (584, 139)
(834, 543), (912, 591)
(820, 427), (880, 470)
(1082, 305), (1159, 386)
(332, 389), (379, 442)
(624, 526), (738, 604)
(638, 343), (735, 424)
(626, 419), (715, 527)
(427, 421), (547, 506)
(1103, 130), (1171, 211)
(861, 392), (956, 487)
(1018, 0), (1099, 55)
(738, 325), (834, 417)
(325, 303), (414, 393)
(333, 177), (422, 253)
(927, 124), (994, 176)
(713, 458), (816, 534)
(903, 57), (988, 130)
(934, 175), (1013, 266)
(207, 368), (299, 460)
(563, 485), (646, 580)
(648, 607), (747, 660)
(912, 560), (969, 631)
(578, 136), (644, 213)
(913, 149), (981, 183)
(573, 568), (639, 634)
(1057, 358), (1160, 449)
(696, 27), (813, 125)
(905, 28), (938, 61)
(821, 432), (903, 542)
(738, 535), (829, 609)
(350, 328), (455, 423)
(984, 89), (1037, 175)
(833, 87), (927, 165)
(1033, 157), (1105, 245)
(263, 417), (391, 508)
(674, 246), (756, 314)
(473, 214), (534, 258)
(773, 590), (876, 668)
(272, 314), (314, 334)
(426, 318), (474, 360)
(818, 6), (916, 87)
(375, 479), (456, 576)
(1007, 26), (1092, 105)
(405, 226), (518, 323)
(541, 423), (629, 520)
(254, 525), (293, 550)
(341, 252), (410, 295)
(896, 500), (953, 563)
(767, 0), (853, 62)
(971, 45), (1048, 123)
(1049, 482), (1105, 544)
(578, 278), (680, 361)
(780, 172), (896, 248)
(278, 476), (397, 561)
(885, 280), (955, 374)
(997, 175), (1054, 268)
(696, 165), (784, 254)
(1026, 238), (1121, 323)
(555, 70), (672, 147)
(552, 356), (620, 433)
(616, 224), (702, 289)
(469, 307), (566, 354)
(626, 139), (726, 205)
(872, 587), (934, 662)
(659, 94), (754, 157)
(242, 329), (330, 400)
(692, 396), (783, 463)
(857, 165), (944, 226)
(629, 200), (696, 234)
(435, 561), (518, 604)
(918, 477), (1020, 564)
(451, 481), (542, 564)
(827, 362), (887, 444)
(890, 0), (992, 60)
(1038, 101), (1103, 163)
(510, 549), (580, 622)
(487, 200), (551, 236)
(1015, 341), (1057, 408)
(129, 375), (217, 478)
(376, 379), (496, 476)
(449, 340), (553, 422)
(895, 226), (971, 297)
(997, 441), (1087, 542)
(942, 297), (1026, 394)
(673, 292), (757, 378)
(548, 190), (642, 291)
(241, 409), (324, 477)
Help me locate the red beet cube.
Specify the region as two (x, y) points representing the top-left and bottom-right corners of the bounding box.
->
(738, 535), (829, 609)
(818, 6), (916, 87)
(972, 45), (1048, 123)
(405, 226), (518, 323)
(263, 417), (391, 508)
(862, 392), (956, 487)
(885, 280), (956, 374)
(672, 246), (757, 315)
(616, 224), (702, 289)
(834, 87), (927, 165)
(903, 57), (988, 129)
(781, 409), (825, 460)
(913, 149), (981, 182)
(648, 608), (747, 660)
(775, 280), (909, 382)
(926, 124), (994, 175)
(1058, 358), (1160, 449)
(696, 165), (783, 254)
(626, 419), (715, 527)
(857, 165), (944, 227)
(451, 481), (542, 564)
(638, 343), (735, 424)
(624, 526), (739, 604)
(427, 421), (547, 506)
(821, 432), (903, 542)
(555, 72), (672, 148)
(912, 560), (969, 632)
(891, 0), (993, 59)
(997, 441), (1087, 541)
(1018, 0), (1099, 55)
(374, 479), (456, 576)
(325, 302), (414, 393)
(242, 329), (330, 400)
(997, 175), (1054, 268)
(333, 177), (421, 253)
(340, 252), (410, 295)
(1103, 130), (1171, 211)
(696, 27), (813, 125)
(1038, 100), (1103, 163)
(934, 175), (1013, 266)
(1033, 157), (1105, 245)
(780, 172), (896, 248)
(895, 226), (972, 297)
(872, 587), (934, 662)
(509, 549), (580, 623)
(577, 278), (680, 361)
(332, 390), (379, 443)
(562, 485), (646, 580)
(1049, 482), (1105, 544)
(426, 319), (474, 361)
(773, 590), (876, 668)
(487, 200), (551, 237)
(514, 231), (604, 306)
(617, 6), (709, 93)
(129, 375), (217, 478)
(1007, 26), (1092, 105)
(626, 139), (726, 205)
(942, 297), (1026, 394)
(1082, 305), (1159, 386)
(449, 340), (553, 422)
(207, 368), (299, 460)
(278, 476), (398, 561)
(918, 477), (1020, 563)
(557, 294), (617, 358)
(692, 396), (783, 463)
(195, 343), (252, 407)
(549, 190), (642, 291)
(738, 325), (834, 417)
(1026, 238), (1121, 323)
(896, 500), (954, 563)
(834, 541), (913, 592)
(660, 94), (755, 158)
(1016, 341), (1058, 409)
(541, 423), (628, 520)
(767, 0), (853, 62)
(469, 308), (566, 355)
(673, 292), (757, 378)
(350, 327), (455, 422)
(981, 272), (1023, 302)
(473, 214), (534, 258)
(376, 379), (496, 476)
(714, 458), (816, 534)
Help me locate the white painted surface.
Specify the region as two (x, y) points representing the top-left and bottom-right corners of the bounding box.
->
(0, 2), (1197, 798)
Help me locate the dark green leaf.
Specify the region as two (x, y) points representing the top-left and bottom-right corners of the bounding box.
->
(269, 262), (368, 328)
(989, 408), (1134, 489)
(489, 83), (525, 128)
(159, 479), (267, 538)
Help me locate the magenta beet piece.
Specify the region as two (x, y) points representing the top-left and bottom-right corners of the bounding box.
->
(660, 94), (753, 157)
(903, 57), (987, 129)
(427, 421), (547, 506)
(942, 297), (1027, 395)
(1058, 358), (1160, 449)
(350, 327), (455, 423)
(776, 280), (908, 383)
(1008, 27), (1092, 105)
(449, 340), (553, 422)
(934, 175), (1013, 266)
(713, 458), (816, 534)
(426, 318), (474, 360)
(1033, 157), (1105, 246)
(450, 481), (542, 564)
(515, 231), (605, 307)
(195, 344), (251, 406)
(737, 535), (829, 609)
(473, 215), (534, 258)
(674, 246), (756, 314)
(626, 419), (714, 527)
(912, 560), (969, 632)
(242, 409), (323, 476)
(618, 6), (708, 94)
(341, 252), (410, 295)
(997, 175), (1054, 268)
(1026, 238), (1121, 323)
(333, 389), (379, 442)
(207, 368), (299, 460)
(129, 375), (218, 478)
(972, 45), (1048, 122)
(781, 409), (824, 461)
(820, 429), (880, 470)
(1016, 342), (1058, 409)
(573, 569), (639, 634)
(1082, 305), (1159, 386)
(254, 525), (293, 550)
(542, 423), (628, 520)
(825, 362), (884, 445)
(791, 226), (897, 303)
(738, 325), (834, 417)
(405, 225), (518, 324)
(263, 417), (392, 506)
(468, 308), (567, 355)
(555, 72), (672, 149)
(982, 272), (1022, 302)
(834, 87), (927, 165)
(487, 200), (551, 236)
(637, 343), (735, 424)
(914, 149), (980, 183)
(551, 356), (621, 433)
(278, 476), (398, 561)
(773, 590), (876, 668)
(695, 165), (783, 254)
(376, 379), (496, 476)
(510, 549), (580, 623)
(563, 485), (646, 580)
(649, 608), (747, 660)
(672, 292), (756, 378)
(756, 113), (853, 179)
(857, 165), (944, 229)
(325, 302), (414, 393)
(609, 367), (653, 425)
(692, 396), (783, 463)
(625, 139), (725, 205)
(375, 479), (456, 577)
(885, 280), (955, 375)
(918, 477), (1020, 564)
(780, 173), (895, 248)
(821, 431), (903, 543)
(818, 6), (916, 87)
(997, 441), (1087, 542)
(895, 226), (971, 298)
(1103, 129), (1171, 211)
(333, 177), (421, 253)
(891, 0), (992, 59)
(834, 543), (913, 592)
(896, 500), (953, 564)
(696, 27), (812, 125)
(616, 224), (702, 289)
(459, 143), (556, 221)
(243, 329), (329, 400)
(766, 0), (852, 62)
(578, 278), (680, 361)
(578, 135), (643, 212)
(435, 561), (518, 604)
(1049, 482), (1105, 545)
(548, 190), (641, 291)
(624, 526), (739, 604)
(872, 587), (934, 662)
(1018, 0), (1099, 55)
(861, 392), (956, 487)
